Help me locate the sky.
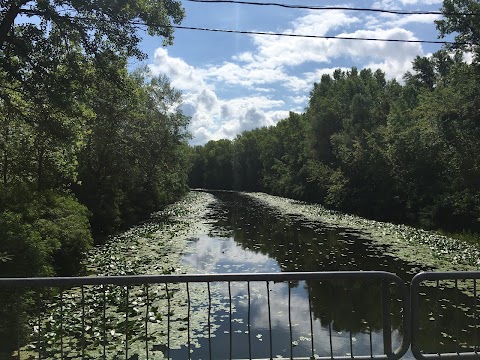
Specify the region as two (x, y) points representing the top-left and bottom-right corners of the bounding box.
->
(136, 0), (448, 145)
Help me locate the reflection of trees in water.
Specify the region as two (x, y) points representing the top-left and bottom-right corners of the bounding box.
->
(414, 281), (480, 354)
(308, 280), (384, 332)
(208, 191), (478, 351)
(208, 192), (410, 335)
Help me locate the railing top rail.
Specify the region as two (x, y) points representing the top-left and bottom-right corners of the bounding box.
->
(412, 271), (480, 285)
(0, 270), (405, 287)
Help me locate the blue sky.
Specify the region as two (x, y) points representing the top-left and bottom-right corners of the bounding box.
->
(137, 0), (448, 145)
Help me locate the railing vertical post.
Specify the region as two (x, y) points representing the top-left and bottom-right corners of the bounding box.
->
(228, 281), (232, 360)
(16, 292), (21, 360)
(382, 280), (392, 357)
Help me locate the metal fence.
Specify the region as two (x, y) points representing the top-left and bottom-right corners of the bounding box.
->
(411, 271), (480, 360)
(0, 271), (478, 360)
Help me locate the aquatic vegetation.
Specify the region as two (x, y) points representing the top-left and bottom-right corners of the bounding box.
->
(245, 192), (480, 271)
(17, 190), (479, 359)
(20, 191), (230, 359)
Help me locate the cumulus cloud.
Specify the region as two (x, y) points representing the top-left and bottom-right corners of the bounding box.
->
(290, 95), (309, 105)
(248, 11), (361, 69)
(365, 13), (441, 28)
(147, 3), (436, 144)
(188, 94), (287, 145)
(149, 48), (207, 92)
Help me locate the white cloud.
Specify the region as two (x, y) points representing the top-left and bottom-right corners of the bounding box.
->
(188, 94), (287, 145)
(463, 52), (474, 64)
(398, 0), (442, 4)
(204, 61), (288, 87)
(147, 4), (436, 144)
(149, 48), (207, 92)
(248, 11), (361, 69)
(232, 51), (256, 62)
(373, 0), (442, 6)
(290, 95), (309, 105)
(365, 13), (441, 28)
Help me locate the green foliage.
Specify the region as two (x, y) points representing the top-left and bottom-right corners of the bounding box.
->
(0, 1), (190, 277)
(188, 139), (234, 190)
(75, 69), (191, 235)
(0, 188), (92, 277)
(189, 56), (480, 233)
(436, 0), (480, 57)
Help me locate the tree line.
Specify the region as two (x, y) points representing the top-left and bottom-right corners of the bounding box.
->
(0, 0), (190, 278)
(189, 0), (480, 234)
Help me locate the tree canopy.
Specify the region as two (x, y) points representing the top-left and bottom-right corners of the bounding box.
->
(189, 55), (480, 233)
(0, 0), (190, 279)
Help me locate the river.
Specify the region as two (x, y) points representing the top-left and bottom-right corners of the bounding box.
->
(2, 190), (479, 359)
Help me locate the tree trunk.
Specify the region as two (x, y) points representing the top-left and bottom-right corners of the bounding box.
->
(0, 1), (28, 49)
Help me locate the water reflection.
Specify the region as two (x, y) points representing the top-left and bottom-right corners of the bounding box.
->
(180, 191), (479, 359)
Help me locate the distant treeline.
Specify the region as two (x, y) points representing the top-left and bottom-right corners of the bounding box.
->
(189, 51), (480, 234)
(0, 1), (189, 278)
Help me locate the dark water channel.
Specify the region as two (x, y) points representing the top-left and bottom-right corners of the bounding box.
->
(1, 190), (478, 359)
(174, 191), (479, 359)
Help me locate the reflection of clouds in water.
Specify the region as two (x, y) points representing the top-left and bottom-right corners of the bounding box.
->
(182, 235), (279, 273)
(181, 234), (412, 359)
(203, 279), (404, 358)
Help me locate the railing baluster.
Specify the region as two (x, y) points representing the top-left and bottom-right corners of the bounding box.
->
(187, 282), (191, 360)
(228, 281), (232, 360)
(145, 284), (149, 360)
(125, 285), (129, 360)
(166, 283), (171, 360)
(328, 282), (333, 359)
(349, 330), (354, 358)
(208, 281), (212, 360)
(382, 280), (392, 356)
(267, 281), (273, 360)
(369, 327), (373, 358)
(81, 285), (85, 360)
(349, 285), (354, 358)
(328, 319), (333, 359)
(102, 285), (107, 359)
(436, 279), (440, 355)
(307, 281), (314, 360)
(475, 279), (478, 354)
(289, 282), (293, 360)
(16, 295), (21, 360)
(248, 281), (252, 360)
(455, 279), (459, 353)
(35, 290), (41, 360)
(60, 288), (64, 359)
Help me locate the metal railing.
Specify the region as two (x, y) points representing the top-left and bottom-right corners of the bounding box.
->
(1, 271), (479, 359)
(411, 271), (480, 360)
(1, 271), (410, 360)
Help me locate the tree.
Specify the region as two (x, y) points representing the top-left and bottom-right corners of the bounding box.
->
(232, 130), (264, 191)
(75, 68), (191, 235)
(436, 0), (480, 58)
(0, 0), (185, 124)
(0, 0), (184, 55)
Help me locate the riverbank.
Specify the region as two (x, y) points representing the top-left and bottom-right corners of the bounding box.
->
(86, 191), (217, 276)
(245, 192), (480, 272)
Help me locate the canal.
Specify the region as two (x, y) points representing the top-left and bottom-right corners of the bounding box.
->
(2, 190), (478, 359)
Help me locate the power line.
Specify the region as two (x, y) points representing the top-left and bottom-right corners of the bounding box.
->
(163, 24), (475, 46)
(185, 0), (480, 16)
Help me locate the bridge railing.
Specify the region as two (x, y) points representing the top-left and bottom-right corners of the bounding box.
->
(411, 271), (480, 360)
(0, 271), (410, 360)
(3, 271), (480, 359)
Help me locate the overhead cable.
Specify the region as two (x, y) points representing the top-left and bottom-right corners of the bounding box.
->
(160, 24), (475, 46)
(185, 0), (480, 16)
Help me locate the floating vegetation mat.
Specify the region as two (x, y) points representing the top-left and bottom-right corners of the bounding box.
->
(244, 192), (480, 272)
(19, 191), (232, 359)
